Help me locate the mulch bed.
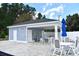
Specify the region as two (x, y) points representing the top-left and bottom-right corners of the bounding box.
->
(0, 51), (13, 56)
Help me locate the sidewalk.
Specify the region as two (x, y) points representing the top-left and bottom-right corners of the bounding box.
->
(0, 41), (52, 56)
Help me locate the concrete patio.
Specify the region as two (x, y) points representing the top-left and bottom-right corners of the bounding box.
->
(0, 41), (53, 56)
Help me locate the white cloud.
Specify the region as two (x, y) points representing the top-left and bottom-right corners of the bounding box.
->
(43, 5), (64, 15)
(35, 11), (39, 18)
(46, 3), (53, 6)
(43, 7), (46, 12)
(69, 11), (79, 15)
(49, 13), (55, 19)
(35, 4), (64, 19)
(43, 3), (53, 12)
(42, 4), (64, 19)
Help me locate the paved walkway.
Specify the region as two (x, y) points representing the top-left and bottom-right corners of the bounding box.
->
(0, 41), (53, 56)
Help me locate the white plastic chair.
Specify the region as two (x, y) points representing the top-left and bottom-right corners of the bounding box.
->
(53, 40), (64, 56)
(40, 38), (44, 43)
(67, 39), (79, 55)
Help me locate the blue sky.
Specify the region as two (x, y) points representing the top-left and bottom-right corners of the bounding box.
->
(27, 3), (79, 19)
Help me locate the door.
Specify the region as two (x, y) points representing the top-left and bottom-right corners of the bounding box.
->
(27, 30), (32, 42)
(13, 30), (17, 41)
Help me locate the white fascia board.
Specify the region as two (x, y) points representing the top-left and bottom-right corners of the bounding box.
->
(7, 21), (61, 28)
(7, 24), (27, 28)
(27, 21), (61, 28)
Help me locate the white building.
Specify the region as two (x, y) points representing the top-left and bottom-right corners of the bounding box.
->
(7, 19), (61, 43)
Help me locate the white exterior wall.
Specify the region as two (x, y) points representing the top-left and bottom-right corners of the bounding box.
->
(9, 26), (27, 43)
(44, 31), (79, 41)
(66, 31), (79, 41)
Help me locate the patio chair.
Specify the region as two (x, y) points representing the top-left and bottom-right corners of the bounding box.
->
(48, 37), (55, 52)
(65, 37), (70, 42)
(73, 39), (79, 55)
(67, 39), (79, 55)
(53, 40), (63, 56)
(40, 37), (44, 44)
(49, 37), (55, 43)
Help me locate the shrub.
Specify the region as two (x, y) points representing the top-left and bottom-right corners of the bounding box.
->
(0, 31), (6, 38)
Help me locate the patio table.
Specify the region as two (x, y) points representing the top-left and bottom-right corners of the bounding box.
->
(60, 42), (74, 50)
(60, 42), (74, 55)
(60, 42), (74, 46)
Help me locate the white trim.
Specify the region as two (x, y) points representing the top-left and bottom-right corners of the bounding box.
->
(9, 30), (10, 41)
(27, 21), (61, 28)
(26, 26), (28, 42)
(7, 24), (27, 28)
(9, 40), (27, 43)
(15, 41), (27, 43)
(7, 21), (61, 28)
(55, 25), (58, 40)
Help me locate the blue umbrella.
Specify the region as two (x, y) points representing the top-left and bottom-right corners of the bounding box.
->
(62, 18), (67, 37)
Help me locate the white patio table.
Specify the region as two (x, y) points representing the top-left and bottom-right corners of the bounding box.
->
(60, 42), (74, 46)
(60, 42), (74, 55)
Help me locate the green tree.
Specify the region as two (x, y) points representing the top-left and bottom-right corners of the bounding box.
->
(66, 13), (79, 31)
(37, 13), (42, 19)
(42, 15), (46, 19)
(16, 4), (36, 23)
(0, 3), (36, 38)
